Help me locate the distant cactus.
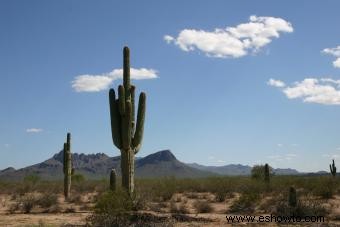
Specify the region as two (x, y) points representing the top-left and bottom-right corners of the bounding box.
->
(264, 163), (270, 183)
(110, 169), (117, 191)
(330, 159), (337, 177)
(109, 47), (146, 195)
(288, 186), (297, 207)
(63, 133), (72, 199)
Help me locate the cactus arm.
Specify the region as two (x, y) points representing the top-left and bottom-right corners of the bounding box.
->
(123, 46), (131, 99)
(109, 89), (122, 149)
(63, 143), (67, 174)
(121, 101), (132, 150)
(110, 169), (117, 191)
(109, 47), (146, 195)
(66, 133), (71, 150)
(132, 92), (146, 153)
(118, 85), (126, 115)
(330, 164), (332, 173)
(131, 85), (136, 129)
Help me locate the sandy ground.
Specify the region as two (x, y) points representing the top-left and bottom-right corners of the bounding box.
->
(0, 192), (339, 226)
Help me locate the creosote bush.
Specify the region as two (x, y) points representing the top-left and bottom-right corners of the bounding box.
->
(193, 200), (213, 213)
(88, 188), (134, 226)
(229, 192), (260, 213)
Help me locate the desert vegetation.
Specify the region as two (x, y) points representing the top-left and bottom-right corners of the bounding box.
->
(1, 47), (339, 226)
(0, 174), (339, 226)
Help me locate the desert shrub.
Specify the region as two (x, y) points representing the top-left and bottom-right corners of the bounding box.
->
(214, 190), (229, 202)
(275, 199), (327, 217)
(8, 202), (20, 214)
(64, 206), (76, 213)
(229, 192), (260, 213)
(37, 193), (58, 208)
(72, 173), (86, 183)
(312, 177), (336, 199)
(185, 192), (199, 199)
(193, 200), (213, 213)
(170, 199), (189, 214)
(251, 165), (273, 181)
(139, 177), (177, 202)
(20, 194), (37, 213)
(88, 188), (134, 226)
(24, 174), (40, 185)
(68, 194), (83, 204)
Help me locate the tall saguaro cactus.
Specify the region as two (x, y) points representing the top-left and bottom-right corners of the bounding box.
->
(264, 163), (270, 183)
(63, 133), (72, 199)
(110, 169), (117, 191)
(109, 47), (146, 195)
(288, 186), (297, 207)
(330, 159), (337, 177)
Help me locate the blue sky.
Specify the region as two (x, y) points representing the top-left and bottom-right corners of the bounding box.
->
(1, 0), (340, 172)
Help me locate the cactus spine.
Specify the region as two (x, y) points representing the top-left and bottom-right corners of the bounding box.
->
(63, 133), (72, 199)
(109, 46), (146, 195)
(264, 163), (270, 183)
(288, 186), (297, 207)
(330, 159), (337, 177)
(110, 169), (117, 191)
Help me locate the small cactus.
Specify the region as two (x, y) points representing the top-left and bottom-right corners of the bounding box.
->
(330, 159), (337, 177)
(109, 47), (146, 195)
(264, 163), (270, 183)
(63, 133), (72, 199)
(110, 169), (117, 191)
(288, 186), (297, 207)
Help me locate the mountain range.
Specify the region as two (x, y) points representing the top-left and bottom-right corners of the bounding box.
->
(0, 149), (302, 181)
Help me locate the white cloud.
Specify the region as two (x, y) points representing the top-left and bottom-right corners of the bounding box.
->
(26, 128), (43, 133)
(267, 153), (297, 161)
(322, 46), (340, 68)
(4, 144), (10, 148)
(72, 68), (158, 92)
(164, 35), (174, 44)
(322, 154), (340, 160)
(269, 78), (340, 105)
(267, 79), (285, 87)
(208, 156), (215, 160)
(165, 15), (293, 58)
(277, 143), (283, 147)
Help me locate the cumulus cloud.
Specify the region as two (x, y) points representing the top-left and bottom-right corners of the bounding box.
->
(26, 128), (43, 133)
(268, 78), (340, 105)
(267, 79), (285, 87)
(72, 68), (158, 92)
(164, 15), (293, 58)
(322, 46), (340, 68)
(267, 153), (297, 161)
(322, 154), (340, 159)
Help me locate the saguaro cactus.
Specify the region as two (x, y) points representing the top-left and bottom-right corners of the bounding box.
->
(109, 46), (146, 195)
(288, 186), (297, 207)
(63, 133), (72, 199)
(264, 163), (270, 183)
(110, 169), (117, 191)
(330, 159), (337, 177)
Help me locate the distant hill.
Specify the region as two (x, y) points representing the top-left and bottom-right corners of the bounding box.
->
(0, 149), (306, 181)
(187, 163), (252, 176)
(0, 150), (215, 181)
(187, 163), (300, 176)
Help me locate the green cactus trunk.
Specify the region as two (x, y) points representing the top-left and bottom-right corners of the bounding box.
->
(63, 133), (72, 199)
(288, 186), (297, 207)
(264, 163), (270, 183)
(109, 47), (146, 195)
(330, 159), (337, 177)
(110, 169), (117, 191)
